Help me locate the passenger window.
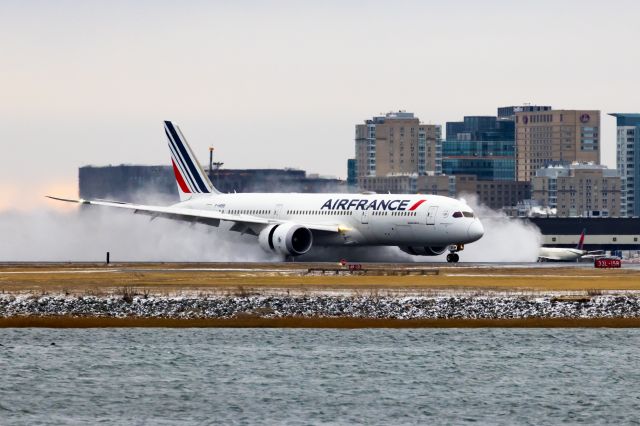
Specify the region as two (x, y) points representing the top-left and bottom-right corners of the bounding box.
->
(452, 211), (463, 218)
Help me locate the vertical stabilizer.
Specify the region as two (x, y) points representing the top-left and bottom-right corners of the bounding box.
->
(164, 121), (219, 201)
(576, 228), (586, 250)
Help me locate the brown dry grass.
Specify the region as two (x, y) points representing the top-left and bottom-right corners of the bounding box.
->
(2, 316), (640, 328)
(0, 262), (639, 295)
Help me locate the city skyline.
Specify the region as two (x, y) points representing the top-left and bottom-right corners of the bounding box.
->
(2, 0), (639, 210)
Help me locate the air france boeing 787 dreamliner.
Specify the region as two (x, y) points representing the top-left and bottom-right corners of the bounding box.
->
(49, 121), (484, 262)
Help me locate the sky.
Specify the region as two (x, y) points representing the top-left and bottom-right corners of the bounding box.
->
(2, 0), (639, 210)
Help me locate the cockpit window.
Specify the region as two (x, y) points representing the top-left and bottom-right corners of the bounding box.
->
(452, 211), (463, 218)
(462, 212), (474, 218)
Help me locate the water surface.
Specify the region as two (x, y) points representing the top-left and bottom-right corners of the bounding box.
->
(1, 329), (639, 425)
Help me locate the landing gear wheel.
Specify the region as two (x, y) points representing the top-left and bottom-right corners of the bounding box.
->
(446, 244), (463, 263)
(446, 253), (459, 263)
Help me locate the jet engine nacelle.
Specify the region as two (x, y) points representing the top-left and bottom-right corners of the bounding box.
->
(258, 223), (313, 257)
(399, 246), (447, 256)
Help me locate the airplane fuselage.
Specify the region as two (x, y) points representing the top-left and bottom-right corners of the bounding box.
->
(538, 247), (586, 262)
(179, 192), (484, 247)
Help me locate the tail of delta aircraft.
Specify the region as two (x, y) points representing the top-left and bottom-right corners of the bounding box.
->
(164, 121), (219, 201)
(576, 228), (586, 250)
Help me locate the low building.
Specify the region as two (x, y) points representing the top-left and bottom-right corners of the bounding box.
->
(473, 179), (531, 210)
(416, 175), (454, 197)
(211, 168), (344, 193)
(358, 175), (419, 194)
(79, 165), (345, 203)
(358, 174), (529, 210)
(531, 162), (621, 217)
(79, 165), (178, 204)
(528, 217), (640, 251)
(503, 199), (556, 218)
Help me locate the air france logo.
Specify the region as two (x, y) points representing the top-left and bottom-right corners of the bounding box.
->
(320, 199), (426, 211)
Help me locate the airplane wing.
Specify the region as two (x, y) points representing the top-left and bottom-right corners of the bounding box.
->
(581, 252), (608, 260)
(46, 196), (341, 235)
(537, 255), (563, 262)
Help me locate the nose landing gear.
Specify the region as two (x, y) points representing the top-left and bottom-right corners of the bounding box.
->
(446, 244), (464, 263)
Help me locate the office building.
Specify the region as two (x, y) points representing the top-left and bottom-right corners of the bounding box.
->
(443, 115), (516, 181)
(609, 113), (640, 217)
(347, 158), (357, 191)
(531, 162), (621, 217)
(446, 116), (514, 142)
(497, 105), (552, 120)
(442, 140), (516, 180)
(515, 109), (600, 182)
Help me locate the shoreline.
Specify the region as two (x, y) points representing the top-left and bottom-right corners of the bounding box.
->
(3, 293), (640, 327)
(3, 263), (640, 328)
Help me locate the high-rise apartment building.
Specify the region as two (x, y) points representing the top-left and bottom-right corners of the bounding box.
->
(609, 113), (640, 217)
(515, 109), (600, 181)
(531, 162), (620, 217)
(355, 111), (441, 182)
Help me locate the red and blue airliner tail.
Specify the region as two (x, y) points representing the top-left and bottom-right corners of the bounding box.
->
(576, 228), (586, 250)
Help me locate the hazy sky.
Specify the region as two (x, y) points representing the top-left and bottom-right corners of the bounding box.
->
(2, 0), (639, 210)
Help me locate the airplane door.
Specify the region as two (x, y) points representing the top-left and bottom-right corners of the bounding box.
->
(426, 206), (438, 225)
(274, 204), (283, 219)
(361, 210), (369, 224)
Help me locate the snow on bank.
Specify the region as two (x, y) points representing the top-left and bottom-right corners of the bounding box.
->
(1, 294), (640, 320)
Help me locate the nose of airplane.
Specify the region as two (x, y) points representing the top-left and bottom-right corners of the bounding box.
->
(467, 220), (484, 242)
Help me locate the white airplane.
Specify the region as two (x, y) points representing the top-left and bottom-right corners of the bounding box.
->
(49, 121), (484, 262)
(538, 229), (605, 262)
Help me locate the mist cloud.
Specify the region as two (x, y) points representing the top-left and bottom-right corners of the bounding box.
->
(0, 208), (272, 262)
(454, 194), (542, 263)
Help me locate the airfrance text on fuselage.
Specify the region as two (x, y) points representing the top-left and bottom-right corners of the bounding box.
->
(320, 199), (425, 211)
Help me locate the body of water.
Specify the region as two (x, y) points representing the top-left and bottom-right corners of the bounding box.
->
(1, 329), (639, 425)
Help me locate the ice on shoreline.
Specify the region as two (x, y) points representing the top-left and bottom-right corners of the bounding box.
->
(1, 294), (640, 320)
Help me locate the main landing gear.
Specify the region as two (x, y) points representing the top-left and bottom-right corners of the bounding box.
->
(446, 244), (464, 263)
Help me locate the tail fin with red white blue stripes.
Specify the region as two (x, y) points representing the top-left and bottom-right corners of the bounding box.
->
(164, 121), (219, 200)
